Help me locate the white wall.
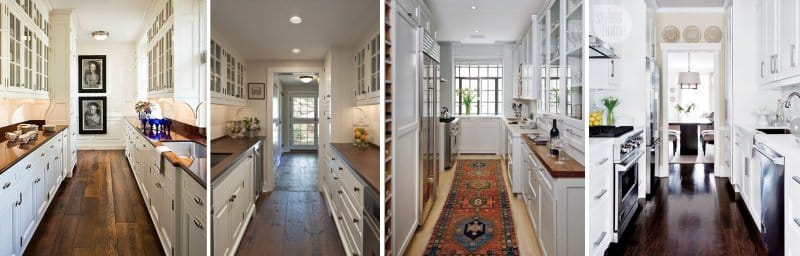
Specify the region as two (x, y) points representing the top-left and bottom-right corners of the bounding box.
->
(0, 99), (50, 127)
(75, 43), (138, 149)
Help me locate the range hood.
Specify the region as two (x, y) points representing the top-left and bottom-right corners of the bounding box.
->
(589, 35), (618, 58)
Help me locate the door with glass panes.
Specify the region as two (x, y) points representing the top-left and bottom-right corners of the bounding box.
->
(289, 93), (318, 150)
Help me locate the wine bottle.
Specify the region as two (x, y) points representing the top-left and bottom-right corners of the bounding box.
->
(550, 119), (560, 156)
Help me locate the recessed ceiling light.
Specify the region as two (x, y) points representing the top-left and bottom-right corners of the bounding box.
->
(299, 75), (314, 83)
(471, 6), (477, 10)
(92, 31), (109, 40)
(291, 48), (301, 54)
(289, 16), (302, 24)
(474, 29), (480, 33)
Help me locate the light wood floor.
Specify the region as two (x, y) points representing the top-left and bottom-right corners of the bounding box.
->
(403, 155), (542, 256)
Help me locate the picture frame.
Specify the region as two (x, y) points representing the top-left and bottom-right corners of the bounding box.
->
(248, 83), (266, 99)
(78, 55), (107, 93)
(78, 96), (107, 134)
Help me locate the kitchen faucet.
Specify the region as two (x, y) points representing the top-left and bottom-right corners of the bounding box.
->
(784, 91), (800, 108)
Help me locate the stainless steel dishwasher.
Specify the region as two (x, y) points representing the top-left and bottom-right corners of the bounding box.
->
(254, 142), (263, 199)
(754, 142), (785, 255)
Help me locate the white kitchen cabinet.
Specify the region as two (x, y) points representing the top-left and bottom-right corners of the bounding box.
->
(587, 141), (612, 256)
(778, 0), (800, 80)
(212, 149), (256, 256)
(0, 0), (51, 100)
(210, 38), (247, 106)
(513, 16), (539, 101)
(180, 170), (207, 256)
(355, 31), (380, 106)
(538, 173), (556, 256)
(0, 167), (18, 256)
(755, 0), (800, 86)
(321, 148), (369, 256)
(589, 59), (619, 89)
(458, 118), (502, 154)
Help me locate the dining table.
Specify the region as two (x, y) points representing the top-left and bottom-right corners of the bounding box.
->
(669, 118), (712, 155)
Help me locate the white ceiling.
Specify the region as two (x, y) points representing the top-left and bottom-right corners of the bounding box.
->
(277, 73), (319, 88)
(50, 0), (154, 43)
(656, 0), (725, 8)
(211, 0), (378, 61)
(426, 0), (545, 43)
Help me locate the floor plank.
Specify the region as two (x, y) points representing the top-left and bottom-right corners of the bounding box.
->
(607, 164), (766, 256)
(24, 150), (163, 256)
(235, 151), (345, 256)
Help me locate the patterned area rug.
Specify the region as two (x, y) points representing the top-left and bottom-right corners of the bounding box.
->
(424, 159), (519, 255)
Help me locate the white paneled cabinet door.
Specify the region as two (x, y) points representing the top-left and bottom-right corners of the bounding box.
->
(779, 0), (800, 79)
(182, 197), (206, 256)
(1, 174), (16, 256)
(15, 168), (35, 252)
(32, 160), (47, 220)
(162, 187), (175, 255)
(213, 202), (232, 256)
(539, 179), (556, 256)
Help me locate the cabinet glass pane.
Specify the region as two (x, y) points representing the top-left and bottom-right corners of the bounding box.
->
(538, 17), (547, 112)
(565, 1), (583, 120)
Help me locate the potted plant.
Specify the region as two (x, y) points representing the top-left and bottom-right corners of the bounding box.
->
(242, 117), (261, 137)
(457, 88), (479, 115)
(602, 97), (620, 125)
(675, 103), (696, 119)
(134, 101), (152, 128)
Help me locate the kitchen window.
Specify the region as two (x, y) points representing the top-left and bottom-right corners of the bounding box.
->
(454, 64), (503, 115)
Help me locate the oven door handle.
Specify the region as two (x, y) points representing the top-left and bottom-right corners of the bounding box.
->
(615, 150), (644, 171)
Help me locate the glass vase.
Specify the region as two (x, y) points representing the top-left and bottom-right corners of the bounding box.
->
(606, 111), (615, 125)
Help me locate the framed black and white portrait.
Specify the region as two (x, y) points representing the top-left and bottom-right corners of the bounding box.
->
(78, 55), (107, 93)
(249, 83), (265, 99)
(78, 97), (107, 134)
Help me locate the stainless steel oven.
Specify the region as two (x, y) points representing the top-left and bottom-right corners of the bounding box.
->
(614, 149), (642, 235)
(363, 188), (380, 256)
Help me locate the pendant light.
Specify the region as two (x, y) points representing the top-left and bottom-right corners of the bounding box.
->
(679, 52), (700, 89)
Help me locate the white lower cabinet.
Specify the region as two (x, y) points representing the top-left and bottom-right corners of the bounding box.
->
(458, 118), (503, 154)
(521, 144), (585, 256)
(587, 141), (612, 255)
(212, 148), (256, 256)
(122, 122), (207, 256)
(322, 149), (367, 256)
(0, 129), (67, 255)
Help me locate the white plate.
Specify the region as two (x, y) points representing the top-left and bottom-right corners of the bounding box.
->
(704, 26), (722, 43)
(683, 26), (701, 43)
(662, 26), (680, 43)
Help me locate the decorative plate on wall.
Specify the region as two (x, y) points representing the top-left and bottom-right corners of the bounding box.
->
(683, 26), (701, 43)
(662, 26), (680, 42)
(704, 26), (723, 43)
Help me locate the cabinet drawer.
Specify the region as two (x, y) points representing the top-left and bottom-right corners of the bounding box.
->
(338, 191), (362, 256)
(0, 166), (17, 192)
(183, 175), (206, 215)
(789, 193), (800, 235)
(538, 167), (554, 193)
(340, 166), (364, 211)
(588, 202), (612, 256)
(790, 174), (800, 199)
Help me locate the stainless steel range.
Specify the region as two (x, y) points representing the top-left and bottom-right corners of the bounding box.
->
(443, 118), (459, 169)
(613, 130), (643, 238)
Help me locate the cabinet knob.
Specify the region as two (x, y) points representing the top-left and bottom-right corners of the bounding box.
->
(50, 145), (54, 148)
(55, 157), (59, 160)
(194, 195), (204, 206)
(229, 194), (237, 202)
(35, 178), (41, 183)
(338, 167), (343, 171)
(338, 190), (343, 194)
(41, 152), (45, 156)
(193, 218), (204, 230)
(353, 187), (360, 192)
(352, 218), (359, 224)
(156, 182), (162, 188)
(2, 182), (11, 189)
(26, 164), (31, 169)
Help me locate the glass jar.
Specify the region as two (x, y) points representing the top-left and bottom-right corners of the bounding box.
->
(589, 107), (604, 127)
(353, 122), (370, 149)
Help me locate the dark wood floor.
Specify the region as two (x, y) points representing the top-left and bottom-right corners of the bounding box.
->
(24, 150), (163, 256)
(608, 164), (765, 256)
(236, 151), (345, 256)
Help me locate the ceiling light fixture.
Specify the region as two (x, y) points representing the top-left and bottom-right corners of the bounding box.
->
(291, 48), (301, 54)
(679, 52), (700, 89)
(471, 5), (477, 10)
(299, 75), (314, 83)
(92, 31), (109, 41)
(289, 16), (302, 24)
(474, 29), (480, 33)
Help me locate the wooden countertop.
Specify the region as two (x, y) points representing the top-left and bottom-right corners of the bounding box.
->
(522, 133), (585, 178)
(210, 136), (265, 184)
(124, 117), (208, 187)
(330, 143), (380, 193)
(0, 125), (68, 175)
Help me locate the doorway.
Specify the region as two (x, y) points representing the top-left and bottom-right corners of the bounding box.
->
(659, 44), (722, 176)
(288, 93), (319, 150)
(273, 84), (282, 167)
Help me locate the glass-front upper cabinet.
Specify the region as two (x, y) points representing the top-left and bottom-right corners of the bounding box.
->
(538, 16), (547, 113)
(565, 0), (583, 120)
(548, 0), (561, 115)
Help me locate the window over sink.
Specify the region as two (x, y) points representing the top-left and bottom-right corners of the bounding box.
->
(453, 64), (504, 116)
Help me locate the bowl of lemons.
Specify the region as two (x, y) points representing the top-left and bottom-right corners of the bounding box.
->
(589, 109), (604, 127)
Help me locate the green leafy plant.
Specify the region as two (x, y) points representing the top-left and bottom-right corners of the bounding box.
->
(675, 103), (697, 114)
(602, 97), (620, 113)
(243, 117), (261, 131)
(457, 88), (479, 115)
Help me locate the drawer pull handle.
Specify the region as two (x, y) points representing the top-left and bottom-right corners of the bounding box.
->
(354, 187), (360, 192)
(594, 189), (607, 200)
(50, 145), (53, 148)
(795, 218), (800, 228)
(16, 194), (22, 206)
(2, 182), (11, 189)
(597, 158), (609, 166)
(34, 178), (41, 183)
(793, 176), (800, 185)
(156, 183), (162, 188)
(55, 157), (59, 160)
(338, 167), (343, 171)
(229, 195), (237, 202)
(593, 232), (607, 247)
(337, 216), (343, 221)
(41, 153), (45, 156)
(193, 218), (204, 230)
(26, 164), (32, 169)
(194, 196), (204, 205)
(352, 218), (359, 224)
(338, 190), (343, 194)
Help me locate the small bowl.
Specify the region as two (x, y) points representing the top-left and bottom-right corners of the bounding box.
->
(5, 132), (18, 142)
(17, 133), (31, 144)
(43, 125), (56, 132)
(17, 124), (30, 131)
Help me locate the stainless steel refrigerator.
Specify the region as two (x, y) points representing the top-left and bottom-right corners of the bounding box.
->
(646, 56), (661, 196)
(419, 30), (440, 225)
